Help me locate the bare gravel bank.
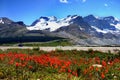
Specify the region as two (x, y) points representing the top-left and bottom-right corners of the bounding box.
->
(0, 46), (120, 53)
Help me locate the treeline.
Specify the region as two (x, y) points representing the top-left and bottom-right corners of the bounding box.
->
(0, 36), (63, 44)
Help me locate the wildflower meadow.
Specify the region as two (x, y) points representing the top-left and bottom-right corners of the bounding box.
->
(0, 48), (120, 80)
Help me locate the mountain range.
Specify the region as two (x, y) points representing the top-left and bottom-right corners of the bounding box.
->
(0, 15), (120, 46)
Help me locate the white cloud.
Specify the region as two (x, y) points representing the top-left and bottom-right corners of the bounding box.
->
(82, 0), (86, 3)
(59, 0), (68, 3)
(104, 3), (108, 7)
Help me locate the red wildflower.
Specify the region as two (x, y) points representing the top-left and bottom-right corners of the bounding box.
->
(20, 57), (25, 61)
(54, 65), (58, 69)
(29, 65), (33, 69)
(101, 73), (105, 79)
(72, 71), (77, 76)
(95, 67), (99, 71)
(22, 64), (26, 67)
(118, 68), (120, 70)
(105, 69), (108, 73)
(15, 62), (19, 67)
(89, 66), (94, 70)
(95, 57), (100, 64)
(68, 68), (71, 73)
(8, 60), (14, 65)
(102, 60), (107, 67)
(83, 69), (88, 75)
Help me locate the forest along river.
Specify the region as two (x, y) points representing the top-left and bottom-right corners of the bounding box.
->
(0, 46), (120, 53)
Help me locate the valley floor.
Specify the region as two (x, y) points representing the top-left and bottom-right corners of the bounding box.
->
(0, 46), (120, 53)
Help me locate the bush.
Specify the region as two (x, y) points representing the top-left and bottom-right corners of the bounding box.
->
(33, 47), (40, 51)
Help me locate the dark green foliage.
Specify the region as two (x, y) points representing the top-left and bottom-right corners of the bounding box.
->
(0, 36), (64, 44)
(20, 39), (71, 46)
(33, 47), (40, 51)
(77, 68), (81, 77)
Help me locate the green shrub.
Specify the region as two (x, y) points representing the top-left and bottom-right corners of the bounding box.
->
(33, 47), (40, 51)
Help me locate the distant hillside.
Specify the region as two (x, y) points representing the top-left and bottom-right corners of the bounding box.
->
(0, 15), (120, 46)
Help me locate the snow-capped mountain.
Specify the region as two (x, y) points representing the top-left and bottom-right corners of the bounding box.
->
(103, 16), (120, 30)
(0, 15), (120, 46)
(27, 15), (120, 34)
(84, 15), (120, 34)
(27, 15), (79, 31)
(26, 15), (120, 45)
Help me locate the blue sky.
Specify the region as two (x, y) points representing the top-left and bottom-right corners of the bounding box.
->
(0, 0), (120, 25)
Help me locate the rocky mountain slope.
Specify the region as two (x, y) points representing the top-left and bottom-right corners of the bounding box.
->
(0, 17), (27, 38)
(26, 15), (120, 46)
(0, 15), (120, 46)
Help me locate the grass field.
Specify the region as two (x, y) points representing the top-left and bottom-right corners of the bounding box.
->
(0, 48), (120, 80)
(1, 39), (72, 47)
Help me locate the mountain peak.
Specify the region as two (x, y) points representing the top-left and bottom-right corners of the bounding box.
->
(63, 15), (81, 23)
(39, 16), (49, 21)
(103, 16), (120, 25)
(84, 15), (96, 21)
(16, 21), (26, 26)
(87, 14), (95, 17)
(0, 15), (120, 45)
(103, 16), (120, 22)
(103, 16), (115, 21)
(67, 15), (79, 18)
(48, 16), (57, 21)
(28, 15), (120, 33)
(0, 18), (4, 24)
(39, 16), (57, 21)
(0, 17), (13, 24)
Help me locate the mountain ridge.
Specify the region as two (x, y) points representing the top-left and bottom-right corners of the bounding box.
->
(0, 15), (120, 46)
(27, 15), (120, 32)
